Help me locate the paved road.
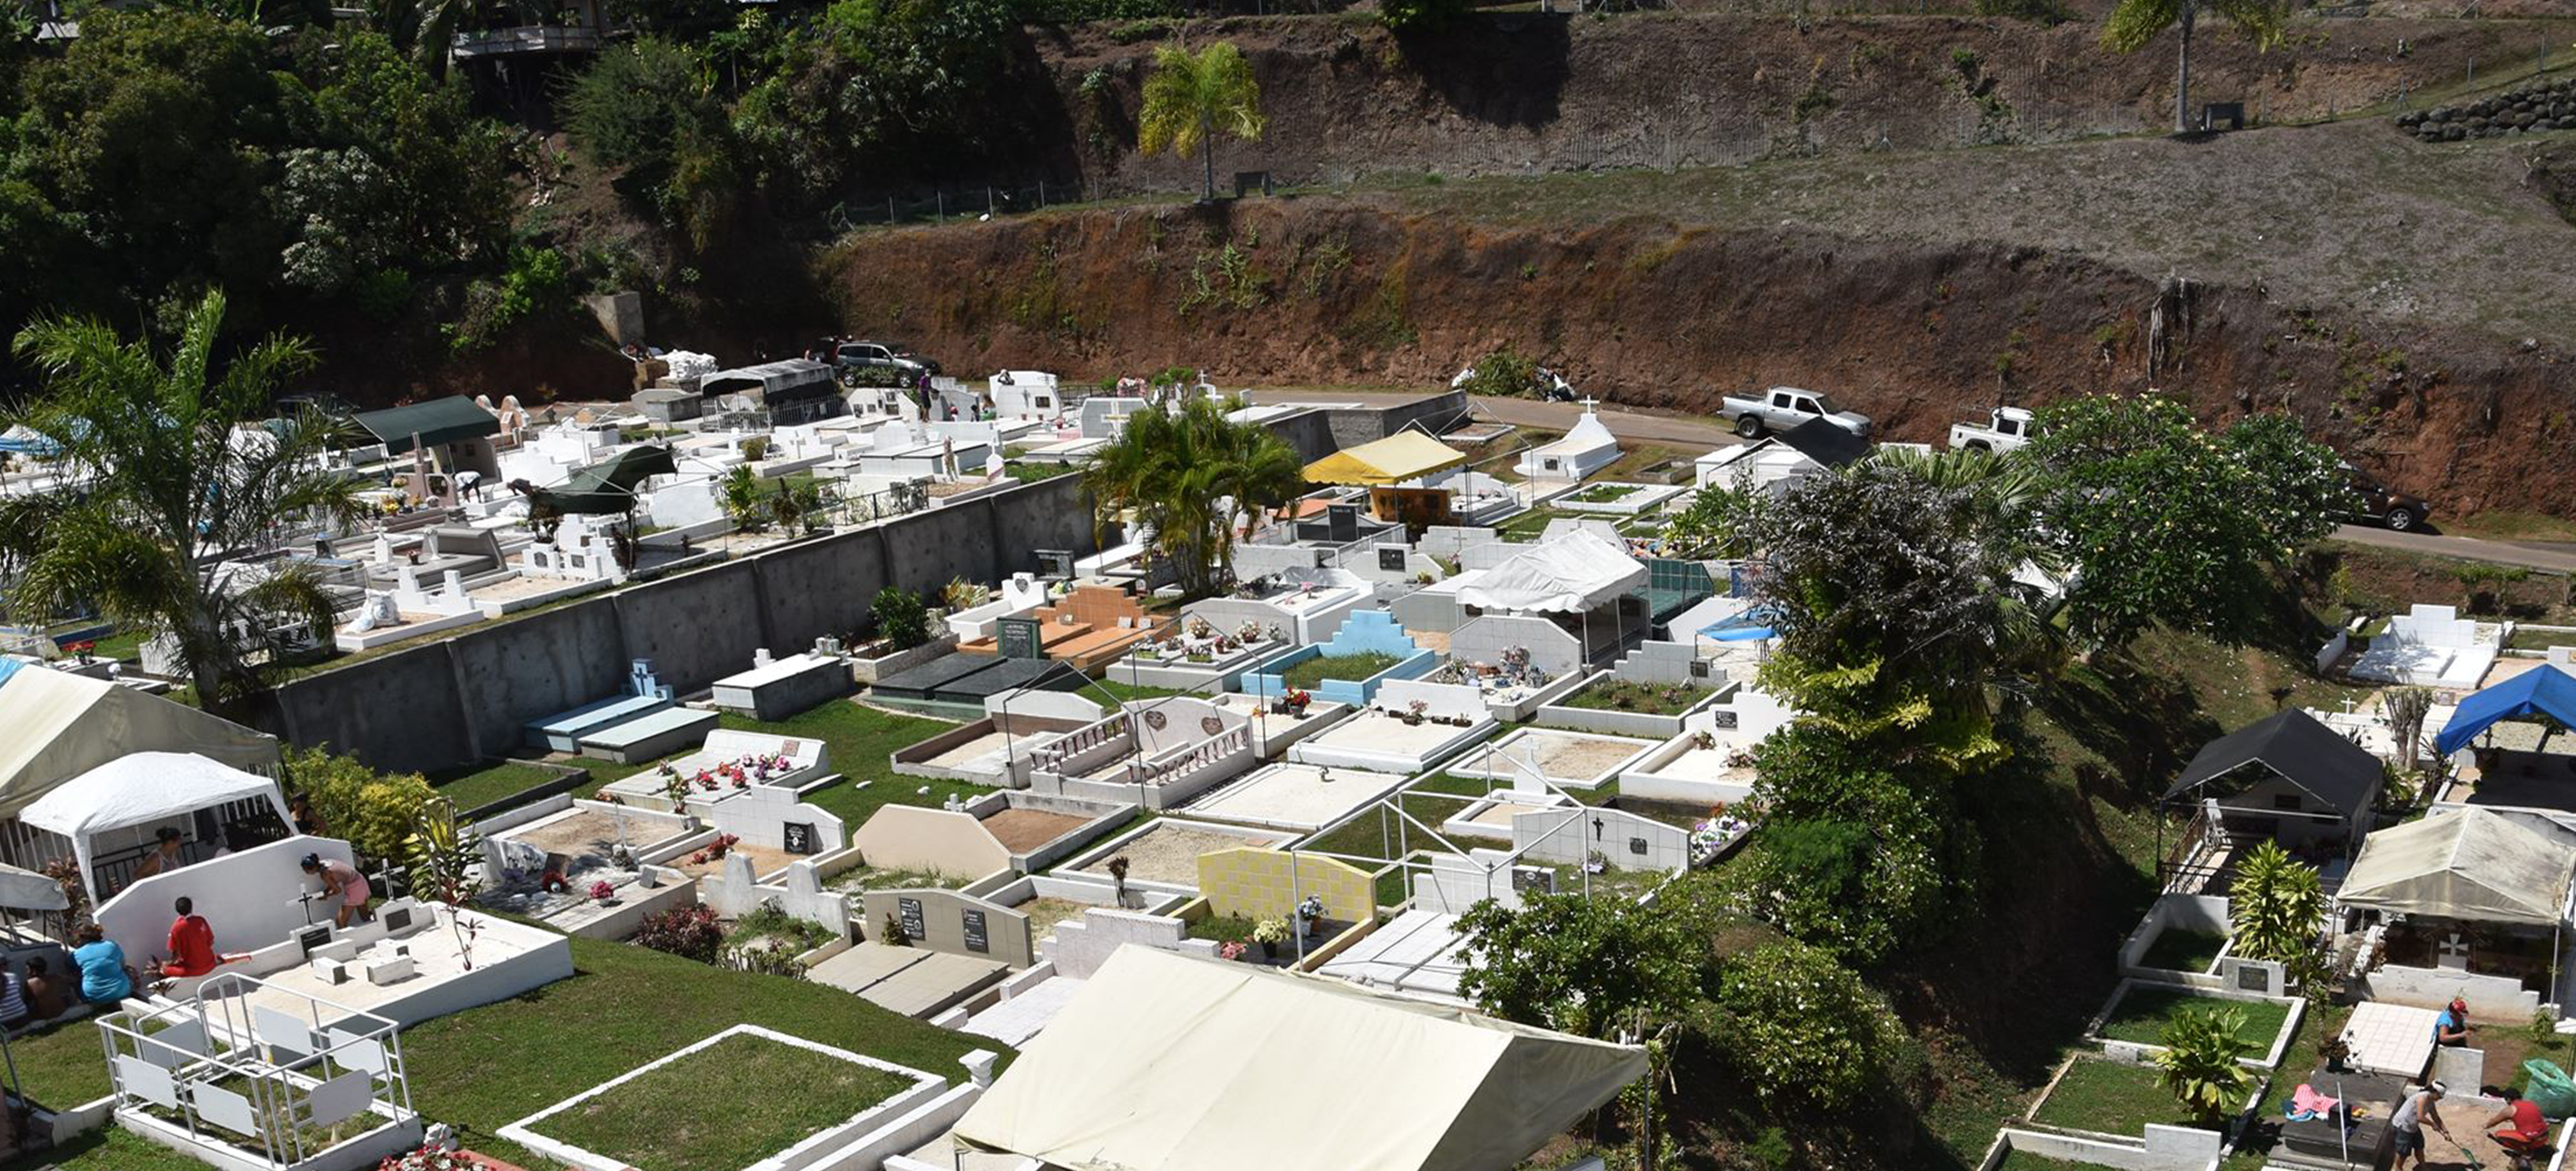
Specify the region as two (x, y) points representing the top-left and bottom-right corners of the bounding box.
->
(1255, 388), (2576, 573)
(2327, 525), (2576, 574)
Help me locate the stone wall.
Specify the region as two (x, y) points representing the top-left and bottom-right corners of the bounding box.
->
(262, 476), (1100, 772)
(2399, 77), (2576, 140)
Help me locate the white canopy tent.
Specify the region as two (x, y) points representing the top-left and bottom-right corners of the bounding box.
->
(954, 946), (1647, 1171)
(2338, 807), (2576, 928)
(0, 665), (279, 820)
(22, 752), (295, 904)
(1457, 531), (1645, 614)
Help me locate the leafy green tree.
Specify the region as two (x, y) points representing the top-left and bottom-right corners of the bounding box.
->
(14, 12), (292, 315)
(1, 292), (365, 715)
(2152, 1006), (2258, 1123)
(1083, 395), (1301, 595)
(1659, 480), (1767, 561)
(2023, 396), (2347, 648)
(1743, 457), (2053, 767)
(1138, 40), (1264, 202)
(719, 465), (766, 531)
(565, 37), (723, 186)
(1712, 939), (1907, 1110)
(1730, 724), (1963, 965)
(1453, 886), (1709, 1040)
(2103, 0), (2285, 134)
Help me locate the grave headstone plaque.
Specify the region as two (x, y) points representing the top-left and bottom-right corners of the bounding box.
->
(996, 617), (1042, 660)
(1510, 866), (1556, 895)
(1326, 503), (1360, 542)
(961, 909), (989, 954)
(1377, 546), (1408, 573)
(1628, 836), (1650, 857)
(2236, 963), (2271, 993)
(1035, 549), (1075, 580)
(898, 897), (926, 943)
(782, 821), (817, 855)
(1711, 709), (1738, 730)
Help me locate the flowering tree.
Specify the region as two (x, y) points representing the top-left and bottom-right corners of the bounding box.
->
(2023, 396), (2350, 648)
(1712, 939), (1906, 1110)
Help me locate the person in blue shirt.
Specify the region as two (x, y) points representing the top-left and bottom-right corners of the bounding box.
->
(70, 924), (131, 1006)
(2435, 997), (2475, 1047)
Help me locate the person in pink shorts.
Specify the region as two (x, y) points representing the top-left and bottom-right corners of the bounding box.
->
(300, 853), (372, 928)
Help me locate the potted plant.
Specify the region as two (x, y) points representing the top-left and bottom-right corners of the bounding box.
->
(1692, 729), (1716, 751)
(1402, 699), (1428, 726)
(1251, 916), (1291, 960)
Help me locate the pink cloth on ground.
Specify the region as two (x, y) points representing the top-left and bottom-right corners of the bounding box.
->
(2292, 1084), (2341, 1116)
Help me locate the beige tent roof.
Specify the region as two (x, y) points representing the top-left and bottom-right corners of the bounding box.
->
(2338, 807), (2576, 927)
(1303, 431), (1468, 486)
(0, 667), (279, 820)
(954, 946), (1646, 1171)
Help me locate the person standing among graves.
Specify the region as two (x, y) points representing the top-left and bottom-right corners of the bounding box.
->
(69, 925), (131, 1006)
(0, 959), (29, 1030)
(301, 853), (371, 929)
(2391, 1080), (2453, 1171)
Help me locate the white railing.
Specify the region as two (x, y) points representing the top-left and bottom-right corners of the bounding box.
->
(1033, 713), (1129, 772)
(1131, 725), (1251, 788)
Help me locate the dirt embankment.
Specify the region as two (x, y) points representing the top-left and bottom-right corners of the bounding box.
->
(1040, 12), (2571, 195)
(820, 197), (2576, 512)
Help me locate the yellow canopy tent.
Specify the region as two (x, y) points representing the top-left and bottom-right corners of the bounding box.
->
(1302, 431), (1467, 486)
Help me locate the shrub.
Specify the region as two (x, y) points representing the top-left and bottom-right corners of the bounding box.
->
(284, 745), (435, 865)
(740, 436), (771, 462)
(720, 465), (765, 531)
(871, 587), (931, 650)
(1974, 0), (2072, 23)
(1713, 939), (1906, 1110)
(2227, 841), (2322, 965)
(1380, 0), (1469, 31)
(1457, 348), (1539, 399)
(633, 904), (724, 963)
(2152, 1006), (2257, 1123)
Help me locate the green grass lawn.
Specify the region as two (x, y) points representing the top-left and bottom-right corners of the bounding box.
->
(1996, 1150), (2097, 1171)
(2030, 1059), (2211, 1136)
(1280, 651), (1403, 690)
(2509, 626), (2576, 651)
(1567, 483), (1641, 504)
(2135, 927), (2228, 974)
(2, 1129), (203, 1171)
(8, 935), (1003, 1170)
(1187, 914), (1261, 944)
(1498, 508), (1572, 539)
(527, 1031), (913, 1171)
(1557, 678), (1704, 716)
(427, 759), (574, 814)
(572, 699), (990, 832)
(2096, 987), (2289, 1050)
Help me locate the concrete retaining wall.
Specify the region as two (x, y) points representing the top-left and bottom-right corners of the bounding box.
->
(263, 477), (1100, 773)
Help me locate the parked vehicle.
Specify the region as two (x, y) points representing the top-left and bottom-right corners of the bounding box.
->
(821, 339), (938, 387)
(2344, 461), (2431, 532)
(1947, 406), (2037, 453)
(1718, 386), (1871, 440)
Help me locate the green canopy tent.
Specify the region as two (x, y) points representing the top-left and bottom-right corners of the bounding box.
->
(512, 445), (676, 570)
(526, 444), (677, 515)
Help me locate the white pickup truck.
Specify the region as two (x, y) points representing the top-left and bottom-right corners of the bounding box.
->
(1718, 386), (1871, 440)
(1947, 406), (2036, 453)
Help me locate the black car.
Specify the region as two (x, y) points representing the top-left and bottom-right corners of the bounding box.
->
(2343, 462), (2431, 532)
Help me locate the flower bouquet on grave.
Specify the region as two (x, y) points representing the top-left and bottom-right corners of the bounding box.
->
(1251, 917), (1291, 960)
(1218, 940), (1248, 962)
(1285, 687), (1312, 717)
(381, 1143), (497, 1171)
(1403, 699), (1428, 726)
(1583, 850), (1609, 875)
(1236, 621), (1263, 646)
(1186, 616), (1214, 641)
(540, 867), (569, 894)
(588, 879), (617, 904)
(663, 770), (689, 803)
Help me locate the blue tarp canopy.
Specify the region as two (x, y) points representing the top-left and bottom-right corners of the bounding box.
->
(1697, 607), (1779, 643)
(2436, 667), (2576, 757)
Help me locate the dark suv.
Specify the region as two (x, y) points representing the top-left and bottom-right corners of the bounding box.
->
(2344, 462), (2431, 532)
(823, 339), (938, 387)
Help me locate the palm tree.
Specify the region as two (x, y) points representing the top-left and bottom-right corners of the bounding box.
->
(1, 290), (366, 717)
(1084, 395), (1302, 595)
(1137, 40), (1265, 203)
(2103, 0), (2287, 135)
